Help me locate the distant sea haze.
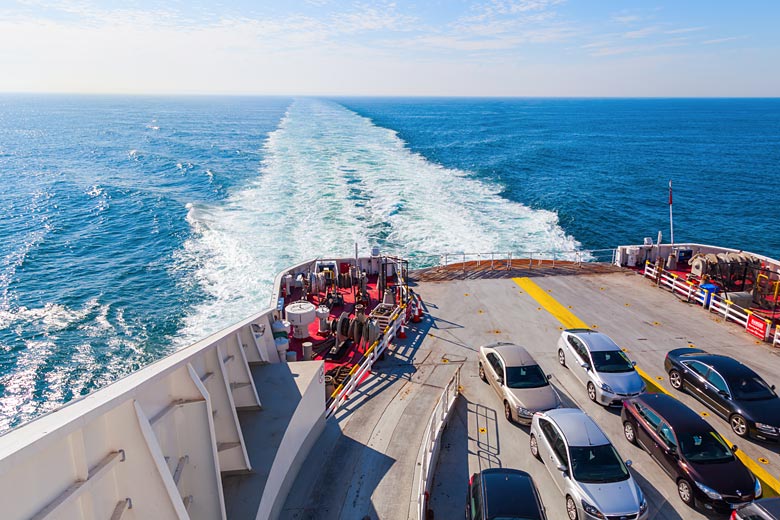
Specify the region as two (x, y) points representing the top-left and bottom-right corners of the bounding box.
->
(0, 95), (778, 430)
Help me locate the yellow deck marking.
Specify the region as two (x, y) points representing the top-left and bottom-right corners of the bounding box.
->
(513, 276), (780, 497)
(478, 427), (487, 434)
(759, 458), (770, 464)
(513, 277), (589, 329)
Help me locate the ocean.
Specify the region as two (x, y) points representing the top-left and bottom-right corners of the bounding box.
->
(1, 95), (779, 430)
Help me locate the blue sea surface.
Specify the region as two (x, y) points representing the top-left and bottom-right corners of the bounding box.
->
(1, 95), (779, 430)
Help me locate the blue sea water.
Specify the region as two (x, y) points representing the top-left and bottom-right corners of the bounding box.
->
(1, 95), (779, 430)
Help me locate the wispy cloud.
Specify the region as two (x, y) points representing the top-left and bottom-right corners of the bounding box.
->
(613, 15), (641, 24)
(703, 36), (745, 45)
(622, 26), (659, 39)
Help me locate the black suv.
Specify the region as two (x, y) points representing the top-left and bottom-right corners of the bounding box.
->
(664, 347), (780, 440)
(622, 393), (760, 514)
(466, 468), (547, 520)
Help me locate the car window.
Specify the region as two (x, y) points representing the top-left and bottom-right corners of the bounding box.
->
(636, 403), (662, 430)
(506, 365), (549, 389)
(470, 478), (482, 519)
(553, 438), (569, 466)
(539, 418), (558, 445)
(486, 353), (500, 375)
(685, 360), (709, 377)
(569, 444), (629, 483)
(494, 356), (505, 377)
(729, 375), (776, 401)
(568, 336), (587, 361)
(659, 422), (677, 448)
(706, 370), (729, 394)
(591, 350), (634, 373)
(679, 431), (735, 463)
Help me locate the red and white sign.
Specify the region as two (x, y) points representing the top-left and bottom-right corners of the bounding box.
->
(746, 314), (769, 340)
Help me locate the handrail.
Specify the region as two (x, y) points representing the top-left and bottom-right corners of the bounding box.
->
(415, 365), (461, 520)
(408, 248), (617, 270)
(643, 261), (774, 342)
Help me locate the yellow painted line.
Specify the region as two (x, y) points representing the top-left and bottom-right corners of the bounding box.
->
(514, 276), (780, 497)
(513, 278), (589, 329)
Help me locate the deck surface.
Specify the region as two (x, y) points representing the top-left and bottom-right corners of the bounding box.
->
(281, 264), (780, 519)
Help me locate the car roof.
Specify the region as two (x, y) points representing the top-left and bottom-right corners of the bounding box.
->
(484, 343), (537, 366)
(632, 393), (711, 432)
(480, 469), (543, 520)
(545, 408), (609, 446)
(565, 329), (620, 352)
(677, 351), (758, 379)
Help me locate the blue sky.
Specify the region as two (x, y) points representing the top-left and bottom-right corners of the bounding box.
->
(0, 0), (777, 96)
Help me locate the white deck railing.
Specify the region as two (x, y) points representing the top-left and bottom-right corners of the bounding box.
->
(643, 261), (774, 343)
(409, 248), (618, 270)
(416, 365), (461, 520)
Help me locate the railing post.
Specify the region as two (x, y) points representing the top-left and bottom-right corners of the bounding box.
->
(491, 253), (494, 270)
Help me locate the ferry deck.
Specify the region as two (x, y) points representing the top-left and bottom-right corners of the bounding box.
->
(281, 260), (780, 519)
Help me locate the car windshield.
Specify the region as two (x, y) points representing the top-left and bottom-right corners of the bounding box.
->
(729, 375), (776, 401)
(679, 431), (734, 463)
(505, 365), (549, 389)
(569, 444), (630, 483)
(591, 350), (634, 373)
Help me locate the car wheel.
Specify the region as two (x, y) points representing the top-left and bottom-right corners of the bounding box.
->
(730, 414), (749, 437)
(504, 401), (513, 423)
(566, 495), (579, 520)
(677, 479), (694, 507)
(669, 369), (683, 390)
(478, 363), (487, 383)
(587, 382), (597, 403)
(624, 421), (637, 445)
(558, 349), (566, 367)
(530, 434), (540, 460)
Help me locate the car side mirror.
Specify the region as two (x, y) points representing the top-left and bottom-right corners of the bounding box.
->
(546, 374), (552, 380)
(580, 362), (590, 370)
(718, 390), (730, 399)
(632, 361), (637, 366)
(625, 459), (633, 467)
(556, 463), (567, 473)
(772, 384), (776, 391)
(730, 445), (738, 453)
(498, 377), (504, 386)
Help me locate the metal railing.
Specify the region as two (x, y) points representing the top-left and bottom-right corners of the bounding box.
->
(416, 365), (461, 520)
(407, 248), (617, 271)
(643, 261), (774, 342)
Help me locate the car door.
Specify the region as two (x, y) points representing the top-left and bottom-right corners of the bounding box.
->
(485, 352), (502, 397)
(538, 418), (568, 493)
(702, 368), (732, 418)
(634, 402), (663, 455)
(681, 360), (710, 401)
(656, 421), (681, 477)
(468, 476), (483, 520)
(567, 336), (589, 384)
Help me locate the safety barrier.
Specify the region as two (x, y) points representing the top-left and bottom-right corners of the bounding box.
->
(775, 327), (780, 348)
(416, 365), (461, 520)
(413, 248), (618, 270)
(643, 261), (774, 342)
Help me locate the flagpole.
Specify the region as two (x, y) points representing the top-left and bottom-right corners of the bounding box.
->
(669, 180), (674, 246)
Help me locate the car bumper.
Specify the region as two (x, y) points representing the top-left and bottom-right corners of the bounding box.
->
(750, 424), (780, 442)
(580, 506), (647, 520)
(694, 493), (755, 514)
(596, 388), (643, 407)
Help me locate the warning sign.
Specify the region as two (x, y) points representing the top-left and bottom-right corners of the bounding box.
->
(746, 314), (768, 340)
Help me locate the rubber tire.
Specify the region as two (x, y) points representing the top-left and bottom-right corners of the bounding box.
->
(566, 495), (579, 520)
(669, 369), (683, 390)
(530, 434), (540, 460)
(558, 349), (566, 367)
(730, 414), (749, 438)
(587, 382), (598, 403)
(677, 479), (694, 507)
(504, 401), (514, 424)
(624, 421), (637, 445)
(479, 363), (487, 383)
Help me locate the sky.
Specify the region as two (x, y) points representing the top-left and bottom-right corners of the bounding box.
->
(0, 0), (778, 96)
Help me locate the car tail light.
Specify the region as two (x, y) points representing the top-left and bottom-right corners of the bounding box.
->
(469, 474), (474, 487)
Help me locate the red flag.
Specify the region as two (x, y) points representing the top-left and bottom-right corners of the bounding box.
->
(669, 180), (672, 205)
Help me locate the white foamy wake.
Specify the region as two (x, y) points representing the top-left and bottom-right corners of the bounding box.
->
(174, 99), (582, 343)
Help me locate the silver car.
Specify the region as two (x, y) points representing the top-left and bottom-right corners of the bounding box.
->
(530, 408), (648, 520)
(557, 328), (645, 406)
(478, 342), (561, 424)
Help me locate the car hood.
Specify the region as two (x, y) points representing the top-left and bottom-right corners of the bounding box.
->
(508, 385), (560, 411)
(738, 396), (780, 426)
(597, 371), (645, 394)
(686, 457), (755, 497)
(579, 477), (642, 515)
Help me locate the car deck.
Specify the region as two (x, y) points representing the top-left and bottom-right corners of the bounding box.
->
(282, 261), (780, 519)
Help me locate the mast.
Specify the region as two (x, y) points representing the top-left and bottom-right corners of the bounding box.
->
(669, 180), (675, 246)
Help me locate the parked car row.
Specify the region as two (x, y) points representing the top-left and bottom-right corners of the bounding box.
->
(468, 329), (780, 520)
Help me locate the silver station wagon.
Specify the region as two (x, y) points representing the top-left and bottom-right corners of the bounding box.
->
(557, 328), (645, 406)
(530, 408), (648, 520)
(478, 342), (561, 424)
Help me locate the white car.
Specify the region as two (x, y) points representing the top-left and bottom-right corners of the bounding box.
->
(478, 342), (561, 424)
(557, 329), (645, 406)
(530, 408), (648, 520)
